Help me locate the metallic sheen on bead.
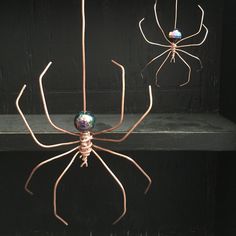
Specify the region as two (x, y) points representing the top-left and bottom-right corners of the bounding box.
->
(168, 29), (182, 39)
(74, 111), (95, 131)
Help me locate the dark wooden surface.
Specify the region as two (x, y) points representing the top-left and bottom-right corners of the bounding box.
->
(0, 113), (236, 151)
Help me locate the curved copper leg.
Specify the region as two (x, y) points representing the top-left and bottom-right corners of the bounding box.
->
(176, 5), (205, 45)
(155, 51), (172, 87)
(177, 24), (208, 48)
(154, 0), (171, 44)
(94, 145), (152, 194)
(139, 18), (170, 48)
(39, 62), (80, 137)
(176, 52), (192, 87)
(93, 86), (153, 143)
(141, 49), (171, 80)
(93, 60), (125, 135)
(92, 149), (126, 225)
(53, 151), (80, 225)
(177, 49), (203, 70)
(25, 147), (78, 195)
(16, 85), (80, 148)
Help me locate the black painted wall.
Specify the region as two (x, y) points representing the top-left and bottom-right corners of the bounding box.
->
(219, 0), (236, 123)
(0, 0), (222, 114)
(216, 1), (236, 236)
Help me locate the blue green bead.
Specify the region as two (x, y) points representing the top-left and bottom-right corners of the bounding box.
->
(168, 29), (182, 39)
(74, 111), (95, 131)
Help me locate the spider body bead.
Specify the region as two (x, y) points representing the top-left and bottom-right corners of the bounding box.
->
(168, 29), (182, 40)
(74, 111), (95, 131)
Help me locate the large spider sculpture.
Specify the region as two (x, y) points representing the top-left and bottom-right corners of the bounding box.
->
(139, 0), (208, 87)
(16, 0), (153, 226)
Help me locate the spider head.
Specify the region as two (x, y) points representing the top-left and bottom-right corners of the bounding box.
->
(74, 111), (95, 132)
(168, 29), (182, 41)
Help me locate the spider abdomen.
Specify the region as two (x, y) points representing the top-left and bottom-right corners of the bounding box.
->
(79, 131), (93, 167)
(170, 43), (177, 62)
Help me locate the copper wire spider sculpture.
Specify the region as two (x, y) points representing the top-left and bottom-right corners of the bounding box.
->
(139, 0), (208, 87)
(16, 0), (153, 226)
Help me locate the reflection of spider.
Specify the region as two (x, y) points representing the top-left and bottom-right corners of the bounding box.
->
(16, 0), (153, 226)
(139, 0), (208, 86)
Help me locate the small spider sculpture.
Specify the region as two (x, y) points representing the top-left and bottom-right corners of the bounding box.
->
(16, 0), (153, 226)
(139, 0), (208, 86)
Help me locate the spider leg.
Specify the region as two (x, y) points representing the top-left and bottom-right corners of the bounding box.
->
(93, 60), (125, 135)
(176, 49), (203, 70)
(154, 0), (172, 44)
(177, 24), (208, 48)
(39, 62), (80, 137)
(155, 51), (172, 87)
(175, 52), (192, 87)
(93, 85), (152, 143)
(93, 145), (151, 194)
(25, 146), (78, 195)
(176, 5), (205, 45)
(141, 49), (171, 80)
(53, 151), (80, 225)
(92, 149), (126, 225)
(139, 18), (170, 48)
(16, 85), (80, 148)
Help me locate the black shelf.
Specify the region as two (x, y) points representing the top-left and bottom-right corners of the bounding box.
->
(1, 113), (236, 151)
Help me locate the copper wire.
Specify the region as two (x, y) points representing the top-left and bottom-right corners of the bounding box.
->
(82, 0), (86, 112)
(53, 151), (80, 225)
(92, 149), (126, 225)
(16, 85), (80, 148)
(93, 60), (125, 135)
(174, 0), (178, 29)
(94, 145), (151, 194)
(16, 0), (153, 226)
(24, 147), (79, 195)
(93, 85), (153, 143)
(39, 61), (80, 136)
(139, 1), (208, 86)
(154, 1), (171, 44)
(176, 5), (205, 45)
(79, 132), (93, 167)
